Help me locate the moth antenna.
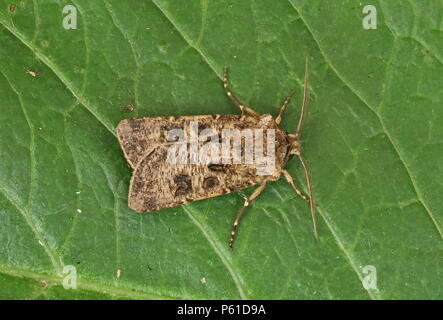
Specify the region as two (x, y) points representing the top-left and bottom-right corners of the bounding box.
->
(298, 153), (318, 241)
(295, 57), (309, 136)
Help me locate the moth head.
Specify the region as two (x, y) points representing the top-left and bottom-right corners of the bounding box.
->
(288, 133), (301, 155)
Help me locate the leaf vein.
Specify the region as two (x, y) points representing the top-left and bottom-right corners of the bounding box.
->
(0, 188), (63, 276)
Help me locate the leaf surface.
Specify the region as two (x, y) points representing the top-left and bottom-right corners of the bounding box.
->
(0, 0), (441, 299)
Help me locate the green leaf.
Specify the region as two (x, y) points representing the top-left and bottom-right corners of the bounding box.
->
(0, 0), (441, 299)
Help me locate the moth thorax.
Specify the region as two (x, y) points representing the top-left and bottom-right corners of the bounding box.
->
(288, 134), (302, 155)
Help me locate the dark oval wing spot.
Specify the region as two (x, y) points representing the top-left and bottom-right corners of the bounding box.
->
(161, 124), (184, 131)
(203, 176), (219, 190)
(174, 175), (192, 196)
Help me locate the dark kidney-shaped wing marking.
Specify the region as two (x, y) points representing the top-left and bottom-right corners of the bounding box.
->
(128, 145), (264, 212)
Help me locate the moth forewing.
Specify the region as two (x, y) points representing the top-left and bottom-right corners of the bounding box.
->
(120, 114), (287, 213)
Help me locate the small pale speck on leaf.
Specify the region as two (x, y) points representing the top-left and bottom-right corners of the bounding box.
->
(38, 240), (44, 246)
(158, 44), (169, 53)
(26, 70), (38, 77)
(76, 191), (81, 195)
(200, 277), (207, 284)
(116, 269), (122, 278)
(74, 67), (85, 74)
(123, 103), (135, 113)
(76, 209), (82, 213)
(39, 280), (48, 289)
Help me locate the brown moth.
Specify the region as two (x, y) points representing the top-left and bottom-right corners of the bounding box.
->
(116, 60), (317, 250)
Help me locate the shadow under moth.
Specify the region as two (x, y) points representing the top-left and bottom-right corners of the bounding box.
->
(116, 60), (317, 250)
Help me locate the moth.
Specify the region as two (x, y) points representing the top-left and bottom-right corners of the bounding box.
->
(116, 60), (317, 250)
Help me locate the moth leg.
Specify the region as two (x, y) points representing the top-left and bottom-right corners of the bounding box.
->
(223, 68), (260, 117)
(275, 90), (296, 125)
(229, 181), (267, 251)
(282, 169), (311, 204)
